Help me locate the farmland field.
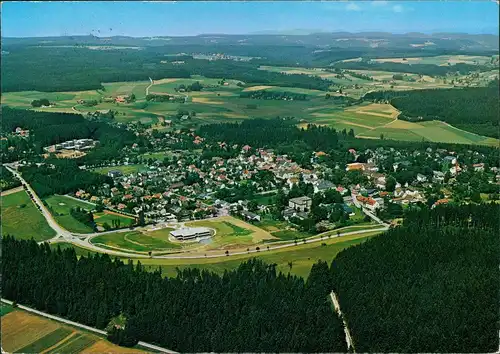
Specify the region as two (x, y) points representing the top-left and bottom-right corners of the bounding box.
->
(358, 119), (499, 146)
(44, 195), (95, 234)
(1, 190), (56, 241)
(0, 310), (146, 354)
(2, 72), (498, 146)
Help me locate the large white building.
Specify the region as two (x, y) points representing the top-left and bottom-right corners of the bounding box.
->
(170, 227), (212, 241)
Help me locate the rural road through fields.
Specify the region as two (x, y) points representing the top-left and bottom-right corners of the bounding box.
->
(4, 165), (72, 240)
(146, 77), (153, 96)
(0, 299), (178, 354)
(0, 186), (23, 196)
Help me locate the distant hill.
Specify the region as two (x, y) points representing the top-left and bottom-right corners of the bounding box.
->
(2, 32), (498, 51)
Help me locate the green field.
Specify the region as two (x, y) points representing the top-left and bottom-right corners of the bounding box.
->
(91, 229), (181, 253)
(1, 190), (56, 241)
(139, 232), (380, 278)
(0, 303), (14, 317)
(2, 72), (497, 146)
(93, 211), (135, 228)
(92, 164), (147, 175)
(358, 119), (499, 146)
(17, 327), (73, 354)
(44, 195), (95, 234)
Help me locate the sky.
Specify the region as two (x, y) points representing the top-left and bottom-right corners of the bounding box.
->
(2, 1), (499, 38)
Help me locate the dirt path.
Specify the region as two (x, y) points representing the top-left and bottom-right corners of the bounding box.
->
(145, 77), (153, 96)
(1, 186), (23, 196)
(330, 292), (355, 352)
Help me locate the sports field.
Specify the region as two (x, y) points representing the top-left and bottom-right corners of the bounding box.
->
(44, 195), (95, 234)
(1, 310), (145, 354)
(1, 190), (56, 241)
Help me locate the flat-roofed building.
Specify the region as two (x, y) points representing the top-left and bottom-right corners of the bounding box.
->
(289, 196), (312, 212)
(170, 227), (212, 241)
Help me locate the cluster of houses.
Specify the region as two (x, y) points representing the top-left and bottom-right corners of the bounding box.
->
(67, 128), (499, 226)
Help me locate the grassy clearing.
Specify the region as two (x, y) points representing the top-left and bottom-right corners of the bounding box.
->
(92, 164), (146, 175)
(188, 216), (275, 242)
(93, 211), (135, 228)
(138, 231), (380, 278)
(1, 190), (56, 241)
(44, 195), (95, 234)
(270, 229), (314, 241)
(91, 229), (180, 253)
(372, 55), (493, 66)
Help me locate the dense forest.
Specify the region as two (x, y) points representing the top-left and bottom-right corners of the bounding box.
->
(20, 159), (111, 197)
(334, 60), (491, 77)
(0, 165), (21, 191)
(240, 90), (308, 101)
(2, 242), (346, 353)
(1, 107), (138, 163)
(331, 203), (500, 353)
(364, 80), (500, 138)
(2, 46), (332, 92)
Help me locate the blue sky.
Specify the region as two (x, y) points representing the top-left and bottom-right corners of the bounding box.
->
(2, 1), (499, 37)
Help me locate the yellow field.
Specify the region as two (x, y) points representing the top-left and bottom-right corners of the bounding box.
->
(1, 311), (59, 353)
(346, 103), (400, 119)
(242, 85), (274, 92)
(191, 97), (224, 105)
(1, 310), (146, 353)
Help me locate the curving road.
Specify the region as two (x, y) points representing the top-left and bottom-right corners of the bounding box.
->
(4, 165), (71, 241)
(5, 164), (387, 260)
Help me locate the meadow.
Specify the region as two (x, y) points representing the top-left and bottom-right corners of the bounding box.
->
(93, 210), (136, 228)
(0, 309), (146, 354)
(44, 195), (95, 234)
(2, 71), (498, 146)
(90, 228), (181, 253)
(139, 231), (380, 278)
(1, 190), (56, 241)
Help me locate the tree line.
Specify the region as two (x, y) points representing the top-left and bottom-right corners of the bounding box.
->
(1, 241), (346, 353)
(330, 203), (500, 353)
(240, 90), (308, 101)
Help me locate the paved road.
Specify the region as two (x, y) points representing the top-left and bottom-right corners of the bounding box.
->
(330, 291), (355, 352)
(54, 226), (388, 260)
(6, 163), (387, 260)
(4, 165), (71, 240)
(0, 298), (178, 354)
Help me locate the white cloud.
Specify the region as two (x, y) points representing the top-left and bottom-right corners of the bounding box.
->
(392, 4), (404, 12)
(371, 1), (388, 6)
(346, 3), (362, 11)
